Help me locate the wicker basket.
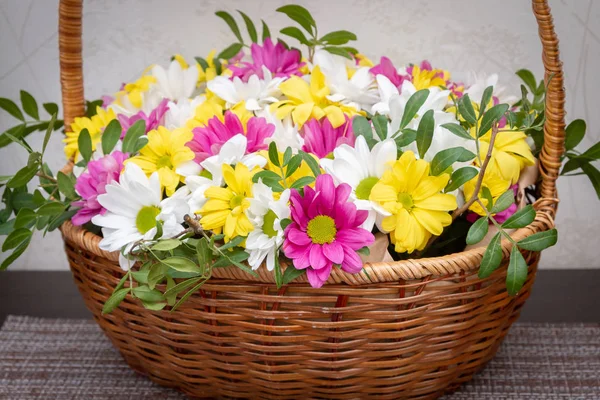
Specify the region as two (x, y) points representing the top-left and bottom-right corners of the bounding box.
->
(58, 0), (565, 398)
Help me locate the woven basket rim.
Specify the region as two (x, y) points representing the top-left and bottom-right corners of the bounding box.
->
(60, 203), (554, 285)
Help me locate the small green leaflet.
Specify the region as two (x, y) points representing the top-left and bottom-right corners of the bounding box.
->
(479, 104), (509, 137)
(78, 128), (93, 162)
(282, 265), (305, 285)
(441, 123), (473, 140)
(276, 5), (316, 34)
(517, 229), (558, 251)
(400, 89), (429, 130)
(121, 120), (146, 154)
(445, 166), (478, 192)
(466, 217), (489, 245)
(506, 246), (528, 296)
(20, 90), (39, 120)
(237, 10), (257, 42)
(372, 114), (388, 141)
(416, 110), (435, 158)
(501, 205), (536, 229)
(490, 190), (515, 214)
(457, 94), (477, 125)
(101, 119), (122, 155)
(478, 232), (503, 278)
(215, 11), (243, 43)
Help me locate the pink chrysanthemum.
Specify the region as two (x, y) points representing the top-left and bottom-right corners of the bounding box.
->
(117, 99), (169, 138)
(282, 174), (375, 288)
(189, 111), (274, 163)
(301, 116), (355, 159)
(72, 151), (128, 226)
(228, 38), (304, 82)
(370, 56), (408, 88)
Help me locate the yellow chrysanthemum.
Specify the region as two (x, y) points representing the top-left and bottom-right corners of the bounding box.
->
(63, 107), (116, 161)
(119, 74), (156, 109)
(463, 171), (512, 217)
(355, 53), (374, 67)
(199, 163), (259, 240)
(196, 50), (229, 86)
(270, 65), (363, 129)
(369, 151), (457, 254)
(261, 150), (319, 188)
(410, 64), (449, 90)
(476, 128), (535, 184)
(126, 127), (195, 196)
(186, 97), (252, 131)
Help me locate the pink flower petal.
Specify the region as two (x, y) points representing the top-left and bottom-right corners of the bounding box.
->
(322, 241), (344, 264)
(309, 244), (328, 270)
(341, 244), (363, 274)
(288, 228), (311, 246)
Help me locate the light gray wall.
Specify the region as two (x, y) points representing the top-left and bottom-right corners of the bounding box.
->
(0, 0), (598, 270)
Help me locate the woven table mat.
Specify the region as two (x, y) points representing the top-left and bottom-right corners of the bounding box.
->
(0, 316), (598, 400)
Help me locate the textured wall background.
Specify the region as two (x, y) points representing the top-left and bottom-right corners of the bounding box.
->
(0, 0), (598, 270)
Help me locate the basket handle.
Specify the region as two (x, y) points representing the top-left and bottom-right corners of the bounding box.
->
(58, 0), (565, 214)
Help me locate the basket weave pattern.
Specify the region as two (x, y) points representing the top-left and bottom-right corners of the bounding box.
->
(58, 0), (565, 398)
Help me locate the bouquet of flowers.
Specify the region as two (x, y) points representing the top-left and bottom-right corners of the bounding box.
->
(1, 5), (598, 313)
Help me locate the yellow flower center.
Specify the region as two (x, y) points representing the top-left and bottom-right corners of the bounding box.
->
(156, 155), (173, 169)
(262, 210), (278, 238)
(397, 193), (414, 210)
(229, 195), (244, 209)
(307, 215), (337, 244)
(135, 206), (161, 234)
(355, 177), (379, 200)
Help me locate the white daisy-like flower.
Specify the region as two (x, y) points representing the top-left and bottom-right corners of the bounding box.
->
(152, 60), (199, 103)
(245, 182), (291, 271)
(92, 163), (190, 269)
(164, 95), (206, 129)
(256, 109), (304, 152)
(207, 66), (284, 112)
(320, 135), (395, 231)
(464, 73), (518, 106)
(109, 87), (164, 117)
(371, 74), (400, 116)
(312, 50), (379, 111)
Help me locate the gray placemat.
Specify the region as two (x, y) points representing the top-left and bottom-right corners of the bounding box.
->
(0, 316), (598, 399)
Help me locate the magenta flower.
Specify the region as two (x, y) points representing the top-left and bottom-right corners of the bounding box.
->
(228, 38), (304, 82)
(189, 111), (274, 163)
(370, 56), (408, 88)
(72, 151), (128, 226)
(301, 116), (355, 159)
(117, 99), (169, 138)
(282, 174), (375, 288)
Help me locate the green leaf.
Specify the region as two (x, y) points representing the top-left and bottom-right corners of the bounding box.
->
(7, 165), (38, 188)
(394, 129), (417, 148)
(561, 157), (586, 175)
(219, 235), (245, 251)
(290, 176), (315, 189)
(441, 123), (473, 140)
(502, 205), (536, 229)
(152, 239), (181, 251)
(37, 201), (65, 216)
(215, 11), (243, 43)
(101, 119), (122, 155)
(282, 265), (305, 285)
(162, 257), (201, 273)
(196, 238), (212, 271)
(0, 125), (31, 151)
(57, 171), (77, 199)
(195, 57), (209, 71)
(2, 227), (32, 251)
(481, 187), (494, 211)
(141, 300), (167, 311)
(506, 246), (528, 296)
(516, 69), (537, 93)
(372, 114), (388, 141)
(78, 128), (93, 162)
(300, 151), (321, 176)
(517, 228), (558, 251)
(320, 30), (357, 45)
(581, 142), (600, 161)
(466, 217), (489, 245)
(279, 27), (310, 45)
(416, 109), (435, 158)
(147, 263), (168, 290)
(131, 269), (149, 284)
(14, 208), (36, 229)
(274, 253), (283, 289)
(357, 246), (370, 256)
(237, 10), (257, 42)
(46, 208), (77, 232)
(42, 112), (58, 154)
(276, 5), (316, 34)
(1, 239), (30, 270)
(261, 20), (271, 41)
(400, 89), (429, 130)
(121, 120), (146, 154)
(581, 163), (600, 200)
(253, 169), (283, 184)
(217, 43), (244, 61)
(479, 86), (494, 117)
(268, 141), (280, 167)
(43, 103), (59, 116)
(352, 115), (373, 141)
(446, 166), (478, 192)
(430, 147), (474, 176)
(491, 190), (515, 214)
(132, 286), (165, 303)
(322, 46), (352, 59)
(479, 104), (509, 137)
(564, 119), (586, 151)
(19, 90), (39, 120)
(285, 154), (302, 178)
(0, 97), (24, 121)
(478, 232), (503, 278)
(280, 218), (292, 231)
(0, 219), (15, 235)
(457, 94), (477, 125)
(165, 276), (177, 306)
(163, 277), (202, 299)
(282, 147), (293, 166)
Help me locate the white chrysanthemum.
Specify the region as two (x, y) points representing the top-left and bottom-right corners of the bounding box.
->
(256, 110), (304, 152)
(465, 73), (518, 105)
(92, 163), (190, 269)
(320, 136), (395, 231)
(109, 88), (164, 117)
(388, 81), (476, 164)
(371, 74), (400, 116)
(164, 95), (206, 129)
(152, 60), (199, 103)
(245, 182), (291, 271)
(312, 50), (379, 111)
(207, 66), (283, 112)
